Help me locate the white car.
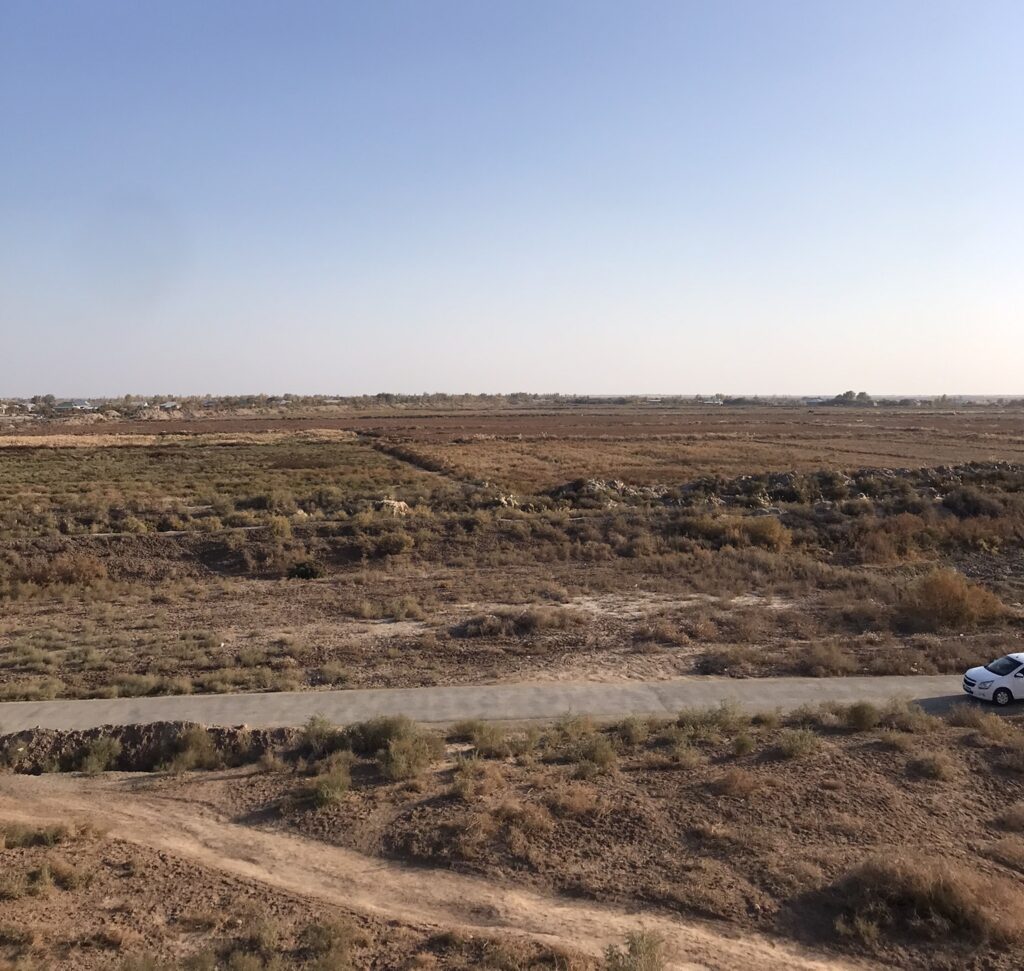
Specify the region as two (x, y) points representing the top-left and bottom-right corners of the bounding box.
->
(963, 653), (1024, 706)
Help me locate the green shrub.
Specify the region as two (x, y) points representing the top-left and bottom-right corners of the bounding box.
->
(465, 722), (512, 758)
(346, 716), (416, 756)
(844, 702), (881, 732)
(614, 716), (651, 748)
(572, 733), (618, 776)
(168, 727), (222, 772)
(731, 733), (755, 757)
(78, 736), (123, 775)
(287, 560), (324, 580)
(299, 918), (358, 967)
(776, 728), (821, 760)
(377, 732), (443, 781)
(301, 714), (343, 758)
(311, 753), (354, 809)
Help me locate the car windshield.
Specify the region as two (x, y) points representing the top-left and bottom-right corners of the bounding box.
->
(985, 656), (1021, 676)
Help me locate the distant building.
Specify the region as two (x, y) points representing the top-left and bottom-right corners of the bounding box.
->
(159, 401), (180, 411)
(56, 399), (96, 413)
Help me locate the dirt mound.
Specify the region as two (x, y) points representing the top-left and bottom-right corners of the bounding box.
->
(548, 463), (1024, 511)
(0, 722), (297, 774)
(549, 478), (670, 507)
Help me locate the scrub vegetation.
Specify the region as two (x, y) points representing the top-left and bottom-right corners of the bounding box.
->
(1, 402), (1023, 701)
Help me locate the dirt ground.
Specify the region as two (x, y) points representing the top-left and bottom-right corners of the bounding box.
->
(0, 770), (875, 971)
(4, 700), (1024, 970)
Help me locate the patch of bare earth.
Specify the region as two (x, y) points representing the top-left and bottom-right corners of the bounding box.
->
(0, 773), (863, 971)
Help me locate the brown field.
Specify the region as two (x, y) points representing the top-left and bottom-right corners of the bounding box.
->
(1, 403), (1023, 701)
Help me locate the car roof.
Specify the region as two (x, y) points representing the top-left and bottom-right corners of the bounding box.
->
(1007, 653), (1024, 662)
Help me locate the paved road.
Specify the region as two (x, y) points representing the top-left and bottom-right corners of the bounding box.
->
(0, 674), (967, 733)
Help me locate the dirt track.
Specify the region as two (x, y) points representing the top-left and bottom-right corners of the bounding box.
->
(0, 772), (876, 971)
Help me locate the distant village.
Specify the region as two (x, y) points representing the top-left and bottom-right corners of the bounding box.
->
(1, 391), (1023, 423)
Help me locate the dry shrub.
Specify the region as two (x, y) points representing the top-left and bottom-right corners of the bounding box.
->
(843, 701), (881, 732)
(996, 803), (1024, 832)
(167, 727), (222, 772)
(452, 605), (583, 638)
(494, 799), (554, 836)
(900, 569), (1005, 632)
(345, 716), (417, 755)
(799, 642), (857, 677)
(571, 733), (618, 777)
(752, 710), (782, 729)
(994, 739), (1024, 774)
(298, 918), (359, 966)
(696, 647), (745, 675)
(880, 699), (938, 734)
(634, 618), (688, 646)
(775, 728), (821, 760)
(604, 930), (667, 971)
(945, 704), (990, 729)
(907, 753), (956, 781)
(741, 517), (792, 551)
(545, 782), (598, 818)
(0, 822), (70, 849)
(301, 714), (343, 758)
(378, 731), (444, 781)
(0, 922), (36, 949)
(452, 811), (500, 861)
(310, 752), (354, 808)
(985, 836), (1024, 873)
(730, 733), (755, 756)
(552, 713), (596, 743)
(20, 552), (108, 588)
(450, 721), (513, 758)
(77, 736), (123, 775)
(47, 857), (91, 890)
(944, 704), (1018, 744)
(0, 873), (26, 901)
(712, 768), (760, 798)
(614, 716), (651, 748)
(450, 757), (502, 801)
(834, 857), (1023, 944)
(676, 702), (748, 738)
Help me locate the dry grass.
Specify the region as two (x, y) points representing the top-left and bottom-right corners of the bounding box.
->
(834, 857), (1024, 944)
(604, 931), (667, 971)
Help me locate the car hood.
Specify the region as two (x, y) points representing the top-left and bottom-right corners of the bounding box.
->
(966, 665), (992, 681)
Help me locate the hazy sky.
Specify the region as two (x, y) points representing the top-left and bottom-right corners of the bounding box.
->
(2, 1), (1022, 396)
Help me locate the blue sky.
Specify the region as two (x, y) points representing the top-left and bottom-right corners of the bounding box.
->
(2, 1), (1022, 396)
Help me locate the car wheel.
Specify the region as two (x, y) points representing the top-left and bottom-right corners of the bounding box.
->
(994, 688), (1014, 707)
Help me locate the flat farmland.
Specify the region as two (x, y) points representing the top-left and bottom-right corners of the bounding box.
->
(11, 403), (1023, 492)
(359, 405), (1024, 492)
